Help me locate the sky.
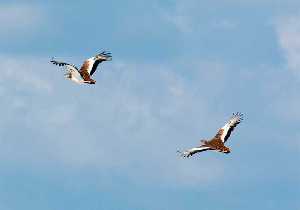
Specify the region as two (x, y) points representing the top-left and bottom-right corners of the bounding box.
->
(0, 0), (299, 210)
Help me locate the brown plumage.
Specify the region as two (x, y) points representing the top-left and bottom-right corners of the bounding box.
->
(201, 138), (230, 153)
(178, 112), (243, 158)
(79, 60), (95, 83)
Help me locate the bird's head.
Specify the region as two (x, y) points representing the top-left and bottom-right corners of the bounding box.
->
(222, 147), (231, 154)
(95, 51), (112, 61)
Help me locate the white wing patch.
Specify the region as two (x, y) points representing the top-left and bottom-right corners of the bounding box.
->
(177, 146), (211, 158)
(50, 59), (85, 84)
(65, 64), (78, 72)
(219, 112), (243, 143)
(65, 68), (84, 84)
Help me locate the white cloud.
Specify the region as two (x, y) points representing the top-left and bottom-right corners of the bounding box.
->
(0, 56), (53, 92)
(272, 14), (300, 123)
(0, 54), (229, 187)
(0, 4), (44, 37)
(276, 15), (300, 73)
(159, 0), (198, 34)
(159, 0), (238, 34)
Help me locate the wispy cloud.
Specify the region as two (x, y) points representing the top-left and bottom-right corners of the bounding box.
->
(0, 55), (53, 92)
(0, 55), (229, 187)
(0, 53), (297, 191)
(159, 0), (198, 34)
(159, 0), (238, 34)
(0, 4), (44, 37)
(272, 14), (300, 123)
(276, 14), (300, 74)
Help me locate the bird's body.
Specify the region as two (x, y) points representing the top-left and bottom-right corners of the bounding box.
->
(178, 112), (243, 158)
(50, 51), (112, 84)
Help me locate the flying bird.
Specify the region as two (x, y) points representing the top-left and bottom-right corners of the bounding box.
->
(178, 112), (243, 158)
(50, 51), (112, 84)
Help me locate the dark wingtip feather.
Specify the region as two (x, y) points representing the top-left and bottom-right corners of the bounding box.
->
(99, 51), (112, 57)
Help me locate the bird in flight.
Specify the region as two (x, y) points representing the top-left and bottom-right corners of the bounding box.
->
(50, 51), (112, 84)
(178, 112), (243, 158)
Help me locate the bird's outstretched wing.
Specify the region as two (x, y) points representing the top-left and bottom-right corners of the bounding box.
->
(177, 146), (211, 158)
(50, 58), (79, 72)
(90, 51), (112, 76)
(215, 112), (243, 143)
(80, 51), (112, 78)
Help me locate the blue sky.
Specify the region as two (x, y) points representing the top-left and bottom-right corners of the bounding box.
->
(0, 1), (299, 210)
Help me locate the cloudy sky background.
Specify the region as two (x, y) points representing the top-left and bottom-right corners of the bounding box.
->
(0, 0), (299, 210)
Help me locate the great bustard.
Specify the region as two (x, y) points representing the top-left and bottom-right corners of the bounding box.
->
(50, 51), (112, 84)
(178, 112), (243, 158)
